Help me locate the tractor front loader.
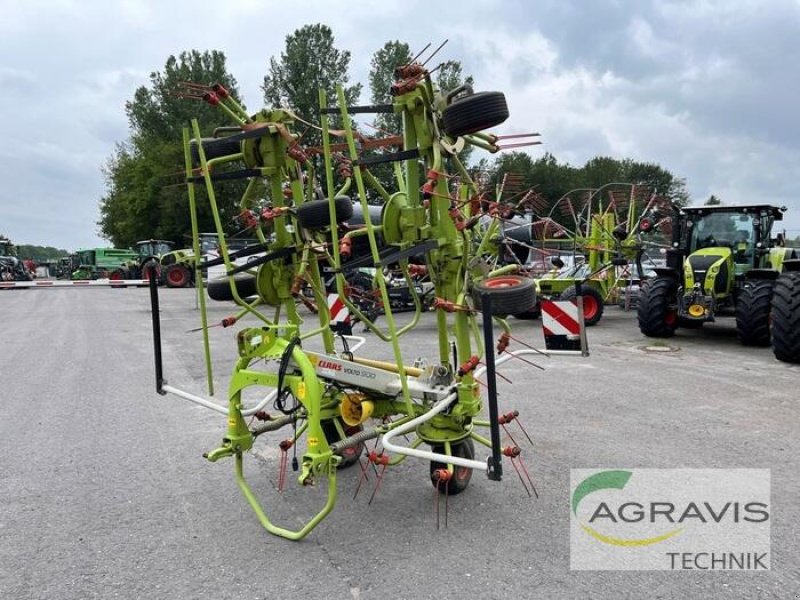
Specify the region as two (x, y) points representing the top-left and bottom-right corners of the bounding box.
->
(637, 203), (800, 363)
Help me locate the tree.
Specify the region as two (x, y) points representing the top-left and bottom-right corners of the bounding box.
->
(262, 24), (361, 135)
(368, 40), (411, 135)
(705, 194), (722, 205)
(98, 51), (244, 247)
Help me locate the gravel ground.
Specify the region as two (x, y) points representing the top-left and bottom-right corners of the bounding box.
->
(1, 287), (798, 599)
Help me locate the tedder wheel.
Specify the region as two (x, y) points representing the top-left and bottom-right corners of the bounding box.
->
(472, 275), (536, 316)
(637, 277), (679, 337)
(771, 271), (800, 363)
(513, 300), (541, 320)
(295, 196), (354, 230)
(189, 136), (242, 167)
(207, 273), (258, 301)
(165, 264), (191, 288)
(735, 279), (773, 346)
(429, 438), (475, 496)
(559, 285), (605, 326)
(321, 419), (364, 469)
(442, 92), (509, 137)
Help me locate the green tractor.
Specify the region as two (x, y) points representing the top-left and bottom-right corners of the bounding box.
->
(637, 204), (800, 363)
(118, 240), (195, 287)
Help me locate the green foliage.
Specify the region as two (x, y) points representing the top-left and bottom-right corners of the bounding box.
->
(98, 50), (244, 248)
(369, 40), (411, 135)
(16, 244), (69, 261)
(262, 24), (361, 136)
(487, 152), (689, 213)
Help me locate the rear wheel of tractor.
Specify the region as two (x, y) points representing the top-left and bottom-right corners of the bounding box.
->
(472, 275), (536, 316)
(207, 273), (257, 301)
(165, 264), (191, 288)
(295, 197), (353, 230)
(771, 271), (800, 363)
(430, 438), (475, 496)
(442, 92), (509, 137)
(321, 419), (364, 469)
(559, 286), (605, 326)
(736, 279), (773, 346)
(637, 277), (679, 337)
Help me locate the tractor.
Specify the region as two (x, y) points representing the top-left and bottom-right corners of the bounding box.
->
(637, 204), (800, 363)
(117, 240), (195, 287)
(0, 238), (33, 282)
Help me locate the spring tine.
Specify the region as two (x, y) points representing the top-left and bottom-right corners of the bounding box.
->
(445, 483), (449, 529)
(421, 39), (448, 67)
(510, 458), (532, 497)
(517, 455), (539, 499)
(506, 352), (546, 371)
(409, 42), (432, 65)
(516, 419), (535, 446)
(353, 458), (369, 500)
(367, 465), (387, 505)
(497, 141), (543, 150)
(501, 423), (519, 448)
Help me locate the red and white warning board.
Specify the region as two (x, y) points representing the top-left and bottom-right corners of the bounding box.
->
(328, 293), (353, 334)
(540, 299), (588, 354)
(0, 279), (149, 290)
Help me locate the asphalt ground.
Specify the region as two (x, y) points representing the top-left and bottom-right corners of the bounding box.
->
(1, 287), (798, 599)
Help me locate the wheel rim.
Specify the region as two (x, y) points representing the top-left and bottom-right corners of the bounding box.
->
(110, 271), (122, 281)
(665, 310), (678, 327)
(485, 276), (522, 289)
(583, 296), (599, 320)
(168, 268), (185, 286)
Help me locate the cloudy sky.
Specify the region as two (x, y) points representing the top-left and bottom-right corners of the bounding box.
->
(2, 0), (799, 250)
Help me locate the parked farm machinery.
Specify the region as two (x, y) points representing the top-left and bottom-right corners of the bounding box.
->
(487, 183), (672, 324)
(637, 203), (800, 363)
(0, 238), (34, 282)
(147, 53), (584, 540)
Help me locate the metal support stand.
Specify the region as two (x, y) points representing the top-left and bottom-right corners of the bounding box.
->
(480, 292), (503, 481)
(148, 267), (166, 395)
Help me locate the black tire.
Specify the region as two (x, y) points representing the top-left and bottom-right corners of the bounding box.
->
(736, 280), (773, 346)
(165, 264), (191, 288)
(295, 197), (354, 230)
(321, 419), (364, 469)
(442, 92), (509, 137)
(189, 136), (242, 167)
(430, 438), (475, 496)
(472, 275), (536, 316)
(771, 271), (800, 363)
(559, 285), (605, 326)
(207, 273), (257, 301)
(514, 301), (541, 320)
(637, 277), (679, 337)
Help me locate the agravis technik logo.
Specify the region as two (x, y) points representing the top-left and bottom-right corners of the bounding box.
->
(570, 469), (770, 570)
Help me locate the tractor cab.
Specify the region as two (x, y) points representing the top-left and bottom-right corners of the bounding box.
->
(672, 205), (784, 319)
(135, 240), (175, 261)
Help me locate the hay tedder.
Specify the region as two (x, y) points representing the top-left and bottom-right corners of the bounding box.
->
(148, 52), (585, 540)
(486, 182), (672, 324)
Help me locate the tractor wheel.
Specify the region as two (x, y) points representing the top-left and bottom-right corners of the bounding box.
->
(637, 277), (679, 337)
(207, 273), (257, 301)
(472, 275), (536, 316)
(295, 197), (354, 230)
(736, 280), (773, 346)
(514, 301), (541, 320)
(165, 264), (191, 288)
(430, 438), (475, 496)
(109, 268), (126, 281)
(559, 286), (605, 326)
(771, 271), (800, 363)
(442, 92), (509, 137)
(321, 419), (364, 469)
